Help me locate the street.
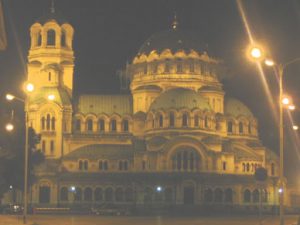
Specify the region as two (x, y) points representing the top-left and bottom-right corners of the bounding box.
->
(0, 215), (298, 225)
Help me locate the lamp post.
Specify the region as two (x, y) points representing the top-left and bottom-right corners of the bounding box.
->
(6, 83), (34, 224)
(249, 46), (300, 225)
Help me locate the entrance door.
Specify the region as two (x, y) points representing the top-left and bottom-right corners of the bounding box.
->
(39, 186), (50, 204)
(183, 186), (194, 205)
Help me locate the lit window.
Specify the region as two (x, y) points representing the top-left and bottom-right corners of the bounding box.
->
(123, 120), (129, 132)
(99, 119), (105, 132)
(75, 119), (81, 131)
(227, 121), (233, 133)
(50, 140), (54, 154)
(239, 122), (243, 134)
(169, 112), (175, 127)
(110, 119), (117, 131)
(159, 114), (163, 128)
(182, 113), (188, 127)
(87, 119), (93, 132)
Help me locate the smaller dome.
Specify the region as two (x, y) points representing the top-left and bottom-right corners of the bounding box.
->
(36, 11), (68, 25)
(149, 88), (211, 111)
(224, 97), (254, 118)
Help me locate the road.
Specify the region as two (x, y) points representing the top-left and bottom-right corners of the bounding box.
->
(0, 215), (298, 225)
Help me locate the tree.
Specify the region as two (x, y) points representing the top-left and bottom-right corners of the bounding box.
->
(0, 113), (44, 200)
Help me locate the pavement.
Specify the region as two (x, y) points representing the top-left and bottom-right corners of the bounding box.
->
(0, 215), (299, 225)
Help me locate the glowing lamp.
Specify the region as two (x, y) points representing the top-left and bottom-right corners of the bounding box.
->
(5, 123), (14, 132)
(6, 94), (15, 101)
(47, 94), (55, 101)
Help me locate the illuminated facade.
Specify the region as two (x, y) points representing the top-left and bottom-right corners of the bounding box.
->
(10, 11), (284, 210)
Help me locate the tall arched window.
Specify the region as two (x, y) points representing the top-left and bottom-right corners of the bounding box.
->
(46, 114), (51, 130)
(214, 188), (223, 203)
(79, 160), (83, 170)
(159, 114), (163, 128)
(204, 188), (213, 202)
(271, 163), (275, 176)
(41, 117), (45, 130)
(87, 119), (93, 132)
(169, 112), (175, 127)
(189, 59), (195, 73)
(262, 189), (268, 202)
(61, 30), (66, 47)
(248, 123), (252, 134)
(194, 115), (199, 127)
(60, 187), (68, 201)
(75, 119), (81, 131)
(48, 72), (52, 81)
(227, 121), (233, 133)
(99, 119), (105, 132)
(84, 160), (88, 170)
(47, 29), (56, 46)
(122, 120), (129, 132)
(253, 189), (259, 203)
(84, 187), (92, 201)
(172, 148), (200, 172)
(177, 58), (183, 73)
(51, 117), (55, 130)
(224, 188), (233, 203)
(204, 116), (209, 128)
(104, 188), (113, 202)
(110, 119), (117, 131)
(243, 189), (251, 203)
(94, 188), (103, 202)
(165, 187), (173, 202)
(182, 113), (188, 127)
(37, 32), (42, 46)
(239, 122), (244, 134)
(164, 59), (170, 73)
(74, 187), (82, 201)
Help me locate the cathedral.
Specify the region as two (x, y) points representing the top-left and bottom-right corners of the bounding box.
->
(5, 8), (285, 211)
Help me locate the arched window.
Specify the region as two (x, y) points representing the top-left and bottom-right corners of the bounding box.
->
(99, 161), (103, 170)
(169, 112), (175, 127)
(253, 189), (259, 203)
(41, 117), (45, 130)
(118, 161), (123, 171)
(194, 115), (199, 127)
(246, 163), (250, 172)
(243, 189), (251, 203)
(182, 113), (188, 127)
(177, 58), (183, 73)
(122, 120), (129, 132)
(78, 160), (83, 170)
(271, 163), (275, 176)
(152, 60), (158, 74)
(227, 121), (233, 133)
(204, 188), (213, 202)
(115, 188), (124, 202)
(110, 119), (117, 131)
(104, 188), (113, 202)
(124, 188), (134, 202)
(262, 189), (268, 203)
(74, 187), (82, 201)
(239, 122), (244, 134)
(189, 59), (195, 73)
(173, 148), (200, 172)
(61, 30), (66, 47)
(165, 187), (173, 202)
(164, 59), (170, 73)
(48, 72), (52, 81)
(204, 116), (209, 128)
(47, 29), (56, 46)
(87, 119), (93, 132)
(84, 160), (88, 170)
(37, 32), (42, 46)
(143, 64), (147, 75)
(144, 187), (153, 203)
(159, 114), (163, 128)
(242, 163), (246, 172)
(75, 119), (81, 131)
(60, 187), (68, 201)
(124, 161), (128, 170)
(84, 187), (92, 201)
(214, 188), (223, 203)
(94, 188), (103, 202)
(224, 188), (233, 203)
(46, 114), (51, 130)
(98, 119), (105, 132)
(248, 123), (252, 134)
(51, 117), (55, 130)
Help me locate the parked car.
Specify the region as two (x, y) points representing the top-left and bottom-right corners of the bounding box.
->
(1, 204), (23, 214)
(91, 204), (131, 216)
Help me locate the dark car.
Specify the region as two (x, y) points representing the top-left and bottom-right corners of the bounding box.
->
(91, 204), (131, 216)
(1, 204), (23, 214)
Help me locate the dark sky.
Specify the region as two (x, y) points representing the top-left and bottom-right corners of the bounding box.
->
(0, 0), (300, 180)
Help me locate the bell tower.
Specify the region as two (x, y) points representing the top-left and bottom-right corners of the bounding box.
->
(26, 8), (74, 158)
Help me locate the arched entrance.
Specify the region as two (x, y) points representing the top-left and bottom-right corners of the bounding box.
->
(183, 185), (195, 205)
(39, 186), (50, 204)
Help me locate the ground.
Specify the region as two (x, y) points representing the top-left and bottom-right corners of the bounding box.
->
(0, 215), (299, 225)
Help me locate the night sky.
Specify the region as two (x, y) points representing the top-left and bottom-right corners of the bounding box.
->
(0, 0), (300, 181)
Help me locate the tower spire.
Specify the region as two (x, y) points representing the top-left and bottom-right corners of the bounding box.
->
(172, 12), (178, 30)
(50, 0), (55, 13)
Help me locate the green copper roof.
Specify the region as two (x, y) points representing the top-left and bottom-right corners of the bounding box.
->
(224, 97), (254, 118)
(78, 95), (132, 115)
(30, 87), (72, 105)
(149, 88), (211, 111)
(63, 144), (134, 160)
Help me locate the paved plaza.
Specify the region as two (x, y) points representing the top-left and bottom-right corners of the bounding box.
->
(0, 215), (299, 225)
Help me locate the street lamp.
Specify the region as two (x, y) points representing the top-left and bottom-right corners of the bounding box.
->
(5, 123), (14, 132)
(6, 83), (34, 224)
(248, 45), (300, 225)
